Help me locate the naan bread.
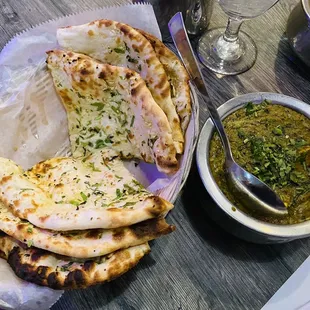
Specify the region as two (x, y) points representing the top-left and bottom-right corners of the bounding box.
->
(57, 20), (184, 153)
(137, 29), (191, 134)
(0, 150), (173, 231)
(0, 233), (150, 290)
(47, 50), (178, 174)
(0, 201), (174, 258)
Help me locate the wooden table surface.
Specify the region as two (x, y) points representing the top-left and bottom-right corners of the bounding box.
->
(1, 0), (310, 309)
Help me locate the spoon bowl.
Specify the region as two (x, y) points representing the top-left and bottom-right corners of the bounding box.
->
(226, 160), (288, 216)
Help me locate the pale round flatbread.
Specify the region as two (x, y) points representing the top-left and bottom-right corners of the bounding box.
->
(0, 150), (173, 231)
(47, 50), (178, 174)
(57, 19), (184, 153)
(0, 232), (150, 290)
(0, 201), (174, 258)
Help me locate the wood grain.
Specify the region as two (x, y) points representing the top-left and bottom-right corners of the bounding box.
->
(1, 0), (310, 309)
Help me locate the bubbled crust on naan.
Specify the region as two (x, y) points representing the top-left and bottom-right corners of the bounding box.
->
(138, 29), (191, 134)
(47, 50), (178, 174)
(0, 151), (174, 231)
(0, 234), (150, 290)
(0, 200), (175, 258)
(57, 20), (184, 153)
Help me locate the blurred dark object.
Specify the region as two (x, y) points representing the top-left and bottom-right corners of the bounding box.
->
(185, 0), (214, 38)
(286, 0), (310, 67)
(133, 0), (213, 41)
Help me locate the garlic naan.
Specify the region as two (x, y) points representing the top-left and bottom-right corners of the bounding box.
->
(57, 20), (184, 153)
(47, 50), (178, 174)
(0, 201), (174, 258)
(0, 233), (149, 290)
(138, 29), (191, 134)
(0, 150), (173, 231)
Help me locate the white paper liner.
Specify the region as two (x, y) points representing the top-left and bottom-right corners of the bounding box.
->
(0, 260), (63, 310)
(0, 3), (199, 309)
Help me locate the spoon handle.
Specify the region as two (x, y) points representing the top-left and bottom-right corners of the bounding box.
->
(168, 12), (233, 161)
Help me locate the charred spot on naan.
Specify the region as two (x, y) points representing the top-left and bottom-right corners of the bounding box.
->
(84, 229), (104, 240)
(156, 154), (179, 175)
(47, 272), (64, 289)
(118, 24), (136, 41)
(8, 247), (52, 287)
(130, 218), (175, 239)
(112, 229), (125, 242)
(98, 19), (113, 28)
(83, 260), (96, 272)
(13, 199), (20, 207)
(0, 175), (12, 185)
(145, 196), (173, 218)
(98, 71), (107, 80)
(64, 269), (86, 289)
(3, 235), (150, 289)
(130, 82), (144, 99)
(107, 248), (142, 282)
(29, 161), (52, 175)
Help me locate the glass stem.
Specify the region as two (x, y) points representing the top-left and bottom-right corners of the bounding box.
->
(215, 18), (244, 61)
(223, 18), (243, 43)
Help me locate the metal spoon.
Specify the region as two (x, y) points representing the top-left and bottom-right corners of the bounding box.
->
(168, 12), (288, 217)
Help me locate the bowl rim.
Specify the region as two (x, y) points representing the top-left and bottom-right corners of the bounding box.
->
(302, 0), (310, 18)
(196, 92), (310, 238)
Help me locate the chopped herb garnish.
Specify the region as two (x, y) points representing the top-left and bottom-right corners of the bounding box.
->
(105, 136), (113, 144)
(103, 160), (111, 170)
(77, 92), (85, 99)
(295, 139), (307, 147)
(27, 239), (33, 247)
(126, 55), (138, 64)
(111, 106), (120, 114)
(111, 90), (120, 97)
(69, 200), (81, 207)
(244, 101), (268, 116)
(124, 42), (130, 52)
(20, 188), (34, 193)
(121, 201), (137, 208)
(130, 115), (135, 127)
(80, 192), (88, 202)
(27, 227), (33, 233)
(114, 47), (125, 54)
(273, 126), (283, 136)
(91, 102), (105, 111)
(132, 179), (145, 188)
(95, 139), (106, 149)
(89, 162), (101, 172)
(116, 188), (123, 199)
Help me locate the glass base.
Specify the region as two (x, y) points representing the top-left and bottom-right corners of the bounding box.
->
(197, 27), (257, 75)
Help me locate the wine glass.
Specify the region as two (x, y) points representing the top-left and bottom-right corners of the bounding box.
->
(197, 0), (279, 75)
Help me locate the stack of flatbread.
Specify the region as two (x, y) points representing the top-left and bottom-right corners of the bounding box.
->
(0, 19), (191, 290)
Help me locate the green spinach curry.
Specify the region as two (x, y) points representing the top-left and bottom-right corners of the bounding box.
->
(209, 100), (310, 225)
